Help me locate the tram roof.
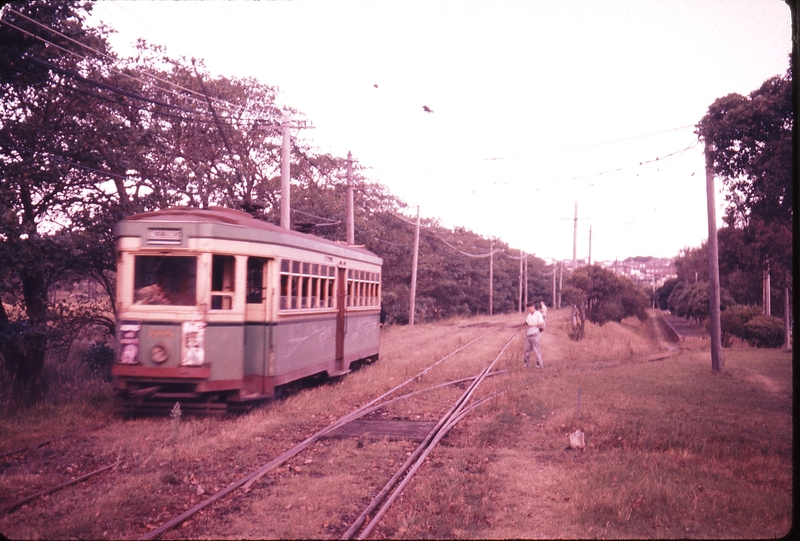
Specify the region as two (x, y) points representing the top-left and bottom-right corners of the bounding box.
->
(115, 207), (382, 266)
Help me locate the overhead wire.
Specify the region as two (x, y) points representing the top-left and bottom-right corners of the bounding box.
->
(3, 7), (702, 188)
(0, 140), (128, 180)
(3, 6), (709, 267)
(4, 7), (255, 119)
(0, 12), (286, 131)
(385, 212), (505, 258)
(491, 141), (701, 186)
(485, 124), (696, 161)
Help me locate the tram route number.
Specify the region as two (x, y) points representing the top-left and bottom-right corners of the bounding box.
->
(147, 228), (182, 245)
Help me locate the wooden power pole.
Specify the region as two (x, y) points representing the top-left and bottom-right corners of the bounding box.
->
(704, 141), (723, 372)
(346, 152), (354, 245)
(518, 250), (524, 313)
(409, 206), (420, 326)
(489, 241), (494, 316)
(561, 202), (589, 270)
(257, 113), (313, 230)
(572, 202), (578, 270)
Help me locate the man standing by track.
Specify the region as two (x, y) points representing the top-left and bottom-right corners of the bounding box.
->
(523, 302), (545, 368)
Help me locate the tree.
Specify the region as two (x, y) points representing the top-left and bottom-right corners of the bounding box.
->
(0, 1), (290, 402)
(0, 0), (122, 402)
(666, 281), (734, 325)
(696, 54), (793, 348)
(0, 0), (554, 406)
(563, 265), (649, 341)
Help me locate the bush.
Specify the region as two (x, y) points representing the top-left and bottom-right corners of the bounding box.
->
(82, 342), (115, 382)
(720, 305), (784, 348)
(743, 315), (784, 348)
(720, 305), (762, 347)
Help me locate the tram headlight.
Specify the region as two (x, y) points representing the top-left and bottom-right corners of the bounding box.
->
(150, 343), (169, 364)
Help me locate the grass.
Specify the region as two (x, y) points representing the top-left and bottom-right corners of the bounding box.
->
(0, 309), (792, 539)
(380, 310), (793, 539)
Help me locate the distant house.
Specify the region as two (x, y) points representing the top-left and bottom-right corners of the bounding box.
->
(549, 256), (676, 288)
(592, 257), (677, 287)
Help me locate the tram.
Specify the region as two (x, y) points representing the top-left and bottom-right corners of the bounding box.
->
(111, 207), (382, 414)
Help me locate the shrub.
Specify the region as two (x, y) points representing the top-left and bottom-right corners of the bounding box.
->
(743, 315), (784, 348)
(720, 305), (762, 347)
(720, 305), (783, 348)
(82, 342), (115, 382)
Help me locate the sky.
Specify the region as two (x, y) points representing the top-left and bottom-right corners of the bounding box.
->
(86, 0), (793, 263)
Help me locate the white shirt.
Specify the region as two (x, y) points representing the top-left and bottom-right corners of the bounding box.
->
(525, 310), (544, 335)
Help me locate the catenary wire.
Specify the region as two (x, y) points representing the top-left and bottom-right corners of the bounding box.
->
(0, 16), (283, 128)
(5, 8), (256, 118)
(485, 124), (696, 161)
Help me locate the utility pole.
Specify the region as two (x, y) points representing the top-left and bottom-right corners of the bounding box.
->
(518, 250), (524, 313)
(280, 113), (291, 229)
(560, 202), (589, 270)
(572, 202), (578, 270)
(258, 114), (313, 230)
(409, 206), (420, 326)
(489, 241), (494, 316)
(762, 260), (771, 315)
(588, 225), (592, 266)
(652, 271), (657, 309)
(346, 151), (355, 245)
(783, 269), (791, 349)
(557, 264), (562, 309)
(524, 255), (528, 307)
(704, 141), (723, 372)
(552, 262), (556, 309)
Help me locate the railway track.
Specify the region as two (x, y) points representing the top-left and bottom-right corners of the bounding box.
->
(138, 325), (517, 540)
(1, 323), (521, 539)
(0, 424), (118, 517)
(342, 331), (517, 539)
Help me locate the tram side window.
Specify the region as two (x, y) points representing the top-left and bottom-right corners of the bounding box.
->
(280, 259), (336, 311)
(211, 255), (235, 310)
(346, 270), (381, 308)
(133, 256), (197, 306)
(246, 257), (267, 304)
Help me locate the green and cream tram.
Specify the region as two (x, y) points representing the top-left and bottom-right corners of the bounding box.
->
(111, 207), (382, 414)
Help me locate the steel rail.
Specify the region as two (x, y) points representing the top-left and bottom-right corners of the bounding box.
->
(1, 461), (121, 515)
(344, 330), (519, 539)
(356, 393), (504, 540)
(240, 367), (508, 488)
(140, 328), (502, 540)
(0, 424), (108, 459)
(140, 372), (505, 540)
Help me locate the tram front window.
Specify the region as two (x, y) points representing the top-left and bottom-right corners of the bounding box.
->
(133, 256), (197, 305)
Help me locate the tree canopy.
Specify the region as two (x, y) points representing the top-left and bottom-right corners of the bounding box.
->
(562, 265), (649, 341)
(695, 55), (793, 296)
(0, 0), (552, 403)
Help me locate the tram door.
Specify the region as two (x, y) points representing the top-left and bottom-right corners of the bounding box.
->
(335, 267), (347, 372)
(245, 257), (271, 394)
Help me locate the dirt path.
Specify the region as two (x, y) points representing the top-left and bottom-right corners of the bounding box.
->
(661, 313), (709, 339)
(646, 310), (680, 351)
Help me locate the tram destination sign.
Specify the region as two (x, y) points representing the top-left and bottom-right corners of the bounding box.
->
(147, 228), (183, 245)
